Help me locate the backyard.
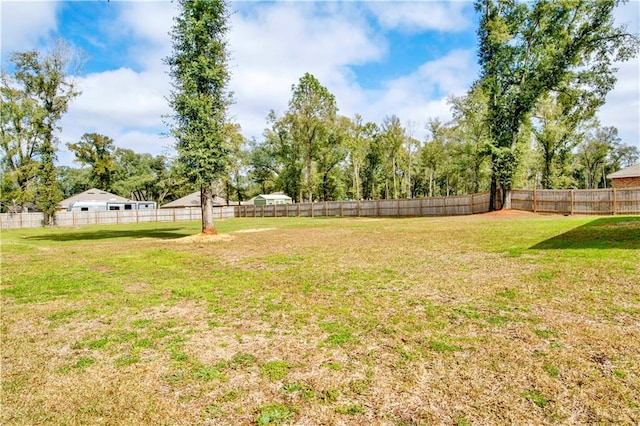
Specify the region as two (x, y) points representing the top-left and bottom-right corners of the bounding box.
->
(1, 213), (639, 425)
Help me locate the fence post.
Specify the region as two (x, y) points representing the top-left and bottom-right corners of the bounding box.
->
(570, 190), (575, 215)
(397, 199), (401, 217)
(376, 200), (381, 217)
(357, 200), (361, 217)
(340, 201), (343, 217)
(612, 188), (617, 215)
(533, 190), (537, 214)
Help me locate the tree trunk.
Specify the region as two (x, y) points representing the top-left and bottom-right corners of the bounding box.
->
(542, 149), (553, 189)
(201, 184), (217, 235)
(354, 163), (361, 200)
(235, 172), (242, 205)
(489, 172), (498, 211)
(306, 156), (313, 203)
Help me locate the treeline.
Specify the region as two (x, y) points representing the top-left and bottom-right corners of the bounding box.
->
(60, 73), (639, 206)
(246, 74), (638, 204)
(2, 70), (638, 213)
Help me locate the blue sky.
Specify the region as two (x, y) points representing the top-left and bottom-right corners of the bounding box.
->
(1, 1), (638, 167)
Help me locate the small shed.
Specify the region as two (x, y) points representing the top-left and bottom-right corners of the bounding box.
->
(161, 191), (228, 209)
(253, 193), (292, 206)
(607, 163), (640, 189)
(58, 188), (129, 211)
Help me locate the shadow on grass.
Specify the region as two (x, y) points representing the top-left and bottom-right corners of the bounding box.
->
(26, 227), (192, 242)
(531, 216), (640, 250)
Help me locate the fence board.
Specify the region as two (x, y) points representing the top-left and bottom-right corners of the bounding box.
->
(1, 206), (235, 230)
(510, 188), (640, 215)
(232, 192), (494, 220)
(9, 188), (633, 230)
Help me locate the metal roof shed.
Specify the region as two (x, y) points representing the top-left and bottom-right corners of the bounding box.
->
(253, 194), (292, 206)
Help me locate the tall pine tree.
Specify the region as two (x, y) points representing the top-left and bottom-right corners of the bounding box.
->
(166, 0), (232, 234)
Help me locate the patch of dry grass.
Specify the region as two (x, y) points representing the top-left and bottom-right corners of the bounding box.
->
(1, 215), (639, 425)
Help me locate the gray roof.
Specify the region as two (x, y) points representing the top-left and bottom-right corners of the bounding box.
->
(161, 191), (228, 208)
(59, 188), (129, 209)
(607, 163), (640, 179)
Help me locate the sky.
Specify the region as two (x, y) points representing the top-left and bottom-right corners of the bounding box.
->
(1, 0), (639, 167)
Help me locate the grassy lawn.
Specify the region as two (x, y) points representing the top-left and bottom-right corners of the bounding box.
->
(1, 213), (639, 425)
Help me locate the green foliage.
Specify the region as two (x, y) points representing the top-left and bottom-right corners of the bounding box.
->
(344, 114), (377, 200)
(109, 148), (189, 203)
(260, 73), (338, 202)
(1, 40), (81, 219)
(335, 405), (366, 415)
(475, 0), (639, 206)
(522, 388), (549, 408)
(166, 0), (232, 231)
(543, 364), (560, 378)
(260, 360), (292, 381)
(320, 321), (358, 346)
(0, 73), (44, 211)
(67, 133), (116, 191)
(378, 115), (407, 200)
(255, 403), (295, 425)
(228, 352), (257, 369)
(193, 365), (225, 381)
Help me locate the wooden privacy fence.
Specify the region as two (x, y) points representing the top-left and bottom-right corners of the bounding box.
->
(234, 193), (492, 218)
(510, 188), (640, 215)
(14, 188), (637, 229)
(0, 207), (236, 230)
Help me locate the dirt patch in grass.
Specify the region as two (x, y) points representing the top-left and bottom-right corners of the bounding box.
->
(173, 233), (235, 243)
(483, 209), (536, 217)
(233, 228), (276, 234)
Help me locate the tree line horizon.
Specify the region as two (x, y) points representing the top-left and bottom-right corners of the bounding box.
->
(2, 0), (639, 229)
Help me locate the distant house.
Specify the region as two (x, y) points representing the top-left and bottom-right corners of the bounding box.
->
(607, 163), (640, 189)
(252, 193), (292, 206)
(160, 191), (228, 209)
(59, 188), (156, 212)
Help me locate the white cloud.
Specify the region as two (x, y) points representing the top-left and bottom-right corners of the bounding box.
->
(117, 130), (175, 158)
(350, 48), (478, 139)
(0, 1), (59, 54)
(366, 1), (472, 33)
(227, 2), (386, 138)
(58, 67), (173, 161)
(599, 1), (640, 150)
(115, 1), (177, 71)
(71, 68), (170, 129)
(598, 59), (640, 149)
